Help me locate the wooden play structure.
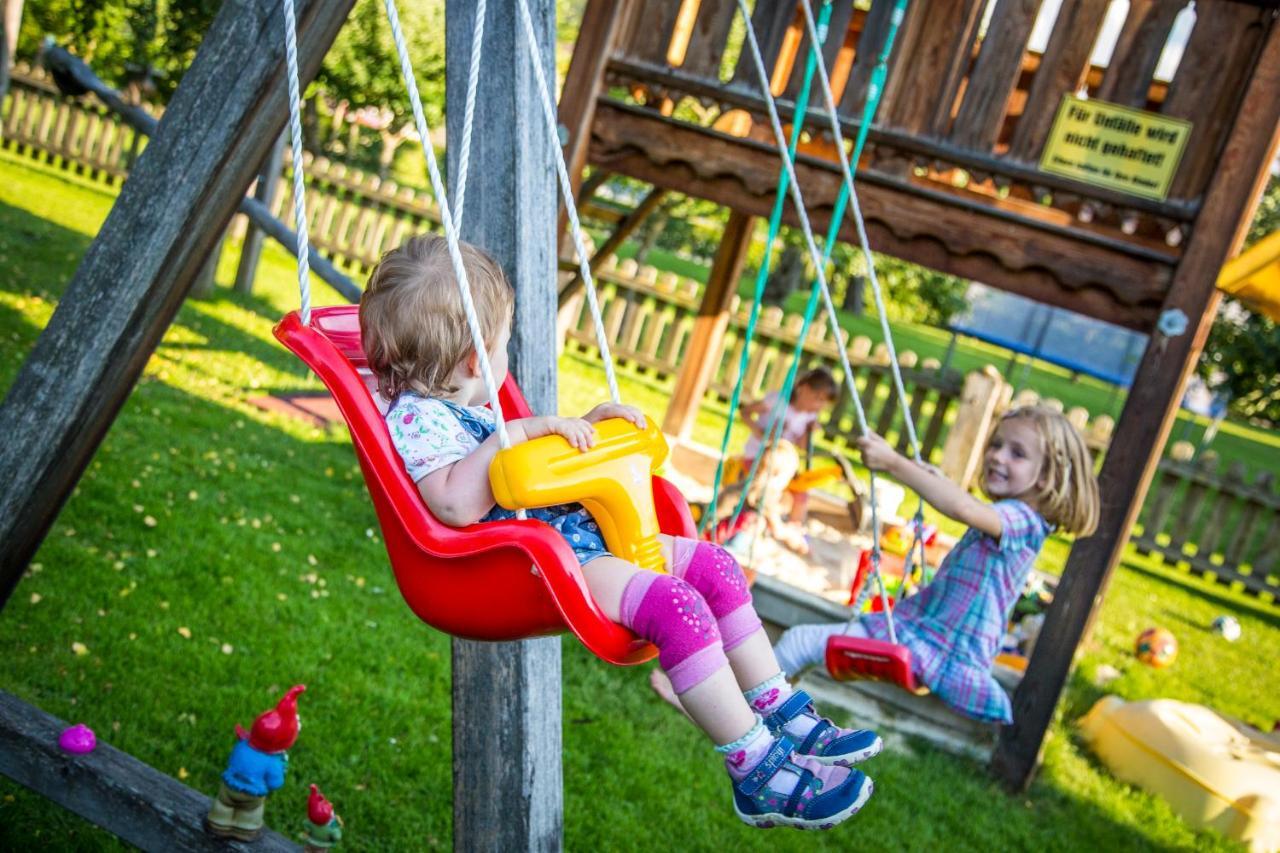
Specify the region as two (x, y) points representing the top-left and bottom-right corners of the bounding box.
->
(554, 0), (1280, 789)
(1, 0), (1279, 846)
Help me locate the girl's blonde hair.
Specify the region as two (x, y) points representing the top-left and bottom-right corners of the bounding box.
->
(359, 234), (514, 399)
(985, 405), (1100, 536)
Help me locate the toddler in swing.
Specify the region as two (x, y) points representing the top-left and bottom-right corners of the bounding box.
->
(772, 407), (1101, 723)
(719, 368), (838, 553)
(359, 234), (883, 829)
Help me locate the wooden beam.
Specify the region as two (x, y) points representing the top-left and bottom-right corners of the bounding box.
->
(0, 690), (299, 851)
(446, 1), (563, 850)
(587, 101), (1175, 330)
(556, 0), (629, 249)
(0, 0), (358, 611)
(661, 210), (754, 441)
(991, 15), (1280, 792)
(557, 185), (667, 306)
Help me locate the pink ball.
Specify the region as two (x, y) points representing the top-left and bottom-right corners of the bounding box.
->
(58, 723), (97, 754)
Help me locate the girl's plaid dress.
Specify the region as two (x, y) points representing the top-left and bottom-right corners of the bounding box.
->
(858, 500), (1050, 723)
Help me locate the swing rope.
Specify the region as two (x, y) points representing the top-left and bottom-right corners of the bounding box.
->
(795, 0), (932, 601)
(731, 0), (897, 641)
(279, 0), (313, 326)
(514, 0), (621, 405)
(451, 0), (487, 232)
(699, 0), (836, 539)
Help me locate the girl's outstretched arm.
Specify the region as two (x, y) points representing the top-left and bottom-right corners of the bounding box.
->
(738, 397), (771, 439)
(856, 432), (1002, 539)
(418, 416), (595, 526)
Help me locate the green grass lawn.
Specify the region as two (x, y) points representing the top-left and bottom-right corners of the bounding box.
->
(2, 151), (1278, 851)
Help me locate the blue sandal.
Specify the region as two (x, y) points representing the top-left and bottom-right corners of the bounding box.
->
(732, 735), (874, 830)
(763, 690), (883, 767)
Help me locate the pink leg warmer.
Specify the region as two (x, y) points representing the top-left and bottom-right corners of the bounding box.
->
(671, 540), (761, 653)
(619, 572), (727, 694)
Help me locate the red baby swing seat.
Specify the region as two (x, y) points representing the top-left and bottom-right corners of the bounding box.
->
(274, 305), (696, 666)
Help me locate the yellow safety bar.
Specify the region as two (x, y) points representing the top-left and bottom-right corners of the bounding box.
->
(489, 417), (669, 573)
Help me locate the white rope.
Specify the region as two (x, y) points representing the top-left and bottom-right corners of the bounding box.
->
(797, 0), (922, 465)
(381, 0), (514, 452)
(452, 0), (487, 232)
(280, 0), (313, 326)
(734, 0), (895, 642)
(514, 0), (621, 404)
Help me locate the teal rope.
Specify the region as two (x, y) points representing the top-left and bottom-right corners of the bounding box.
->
(699, 0), (836, 536)
(724, 0), (910, 543)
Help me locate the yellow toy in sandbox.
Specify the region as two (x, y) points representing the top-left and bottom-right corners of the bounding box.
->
(1080, 697), (1280, 852)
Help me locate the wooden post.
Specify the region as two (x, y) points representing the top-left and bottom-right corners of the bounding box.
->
(446, 2), (562, 851)
(0, 1), (21, 103)
(555, 0), (629, 248)
(234, 131), (287, 294)
(189, 229), (228, 299)
(991, 19), (1280, 792)
(0, 0), (358, 611)
(940, 365), (1007, 489)
(661, 210), (755, 442)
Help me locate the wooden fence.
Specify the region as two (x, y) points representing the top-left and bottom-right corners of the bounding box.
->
(1134, 446), (1279, 603)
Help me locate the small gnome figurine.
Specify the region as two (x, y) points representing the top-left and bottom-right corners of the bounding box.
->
(206, 685), (306, 841)
(304, 783), (343, 851)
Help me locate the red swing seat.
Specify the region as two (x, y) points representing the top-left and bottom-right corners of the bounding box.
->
(273, 306), (696, 665)
(825, 634), (923, 694)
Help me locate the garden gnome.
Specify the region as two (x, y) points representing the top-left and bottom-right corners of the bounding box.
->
(304, 783), (344, 851)
(205, 684), (306, 841)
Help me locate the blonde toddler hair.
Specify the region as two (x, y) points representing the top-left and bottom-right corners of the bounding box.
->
(360, 233), (513, 400)
(985, 405), (1100, 536)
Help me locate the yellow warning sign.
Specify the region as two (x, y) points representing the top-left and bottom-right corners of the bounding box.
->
(1039, 95), (1191, 201)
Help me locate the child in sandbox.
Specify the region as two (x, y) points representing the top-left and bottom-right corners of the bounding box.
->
(360, 233), (884, 829)
(718, 367), (838, 554)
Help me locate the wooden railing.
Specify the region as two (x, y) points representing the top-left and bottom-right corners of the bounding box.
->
(610, 1), (1272, 243)
(1133, 446), (1280, 602)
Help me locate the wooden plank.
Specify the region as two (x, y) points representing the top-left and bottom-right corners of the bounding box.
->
(0, 0), (359, 610)
(234, 132), (287, 295)
(1009, 0), (1111, 162)
(784, 0), (855, 101)
(1134, 460), (1181, 553)
(730, 0), (798, 90)
(1194, 462), (1244, 563)
(0, 690), (299, 851)
(1225, 472), (1273, 566)
(839, 0), (899, 122)
(880, 0), (985, 136)
(621, 0), (683, 66)
(679, 0), (739, 79)
(1163, 4), (1269, 202)
(587, 102), (1175, 329)
(446, 1), (563, 849)
(1164, 455), (1215, 555)
(992, 16), (1280, 792)
(949, 0), (1044, 151)
(1095, 0), (1186, 108)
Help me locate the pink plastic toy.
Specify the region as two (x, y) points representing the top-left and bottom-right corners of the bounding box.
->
(58, 723), (97, 754)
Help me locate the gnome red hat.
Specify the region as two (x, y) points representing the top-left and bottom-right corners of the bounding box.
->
(245, 684), (306, 753)
(308, 784), (334, 825)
